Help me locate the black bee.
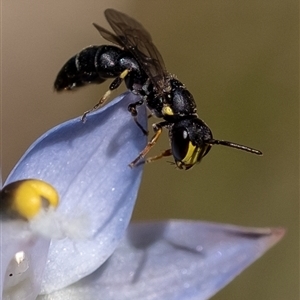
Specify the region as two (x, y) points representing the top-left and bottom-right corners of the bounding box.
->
(54, 9), (262, 170)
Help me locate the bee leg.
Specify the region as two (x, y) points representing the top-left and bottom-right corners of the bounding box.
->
(146, 149), (172, 164)
(128, 100), (148, 135)
(81, 69), (130, 122)
(129, 121), (169, 168)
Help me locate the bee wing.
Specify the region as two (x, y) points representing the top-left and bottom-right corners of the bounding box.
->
(92, 23), (124, 47)
(103, 8), (169, 93)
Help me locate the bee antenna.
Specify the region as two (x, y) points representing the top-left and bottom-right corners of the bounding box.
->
(208, 139), (263, 155)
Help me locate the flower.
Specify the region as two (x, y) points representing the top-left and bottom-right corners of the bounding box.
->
(1, 93), (284, 300)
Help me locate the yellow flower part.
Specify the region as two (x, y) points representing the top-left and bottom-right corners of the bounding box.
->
(1, 179), (59, 220)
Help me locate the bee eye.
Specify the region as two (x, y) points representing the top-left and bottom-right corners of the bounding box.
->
(171, 127), (190, 161)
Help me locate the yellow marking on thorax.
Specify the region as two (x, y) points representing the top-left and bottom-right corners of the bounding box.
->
(162, 105), (174, 116)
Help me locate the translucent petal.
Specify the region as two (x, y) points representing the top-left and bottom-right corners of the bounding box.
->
(5, 92), (147, 293)
(39, 220), (284, 300)
(1, 221), (50, 300)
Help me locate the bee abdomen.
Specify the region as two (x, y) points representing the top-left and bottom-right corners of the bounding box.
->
(54, 45), (125, 91)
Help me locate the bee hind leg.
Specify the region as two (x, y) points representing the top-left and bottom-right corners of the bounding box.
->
(81, 69), (130, 122)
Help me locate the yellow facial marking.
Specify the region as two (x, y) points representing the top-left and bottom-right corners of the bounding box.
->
(182, 142), (201, 166)
(178, 143), (210, 170)
(162, 105), (174, 116)
(1, 179), (59, 220)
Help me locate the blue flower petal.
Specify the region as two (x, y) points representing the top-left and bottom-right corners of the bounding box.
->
(1, 221), (51, 300)
(39, 220), (284, 300)
(5, 92), (147, 293)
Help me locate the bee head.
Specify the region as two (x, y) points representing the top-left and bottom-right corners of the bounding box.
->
(169, 117), (262, 170)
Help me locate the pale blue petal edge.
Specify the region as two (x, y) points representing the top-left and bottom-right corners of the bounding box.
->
(38, 220), (284, 300)
(5, 92), (147, 293)
(1, 222), (51, 300)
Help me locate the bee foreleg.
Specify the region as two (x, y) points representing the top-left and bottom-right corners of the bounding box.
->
(128, 99), (148, 135)
(146, 149), (172, 164)
(129, 121), (169, 168)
